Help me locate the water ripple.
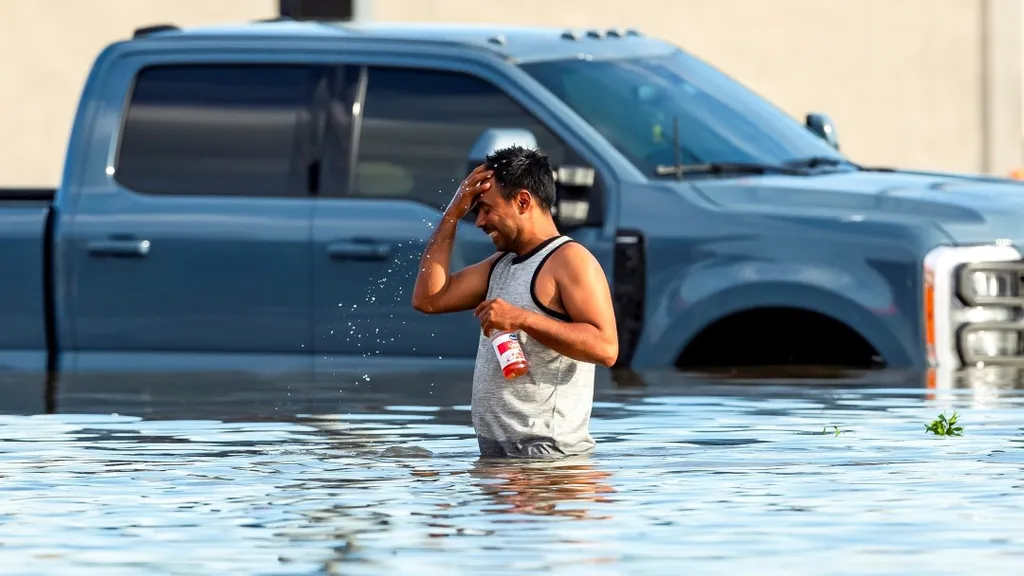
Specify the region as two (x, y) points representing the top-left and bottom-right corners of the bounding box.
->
(1, 369), (1024, 574)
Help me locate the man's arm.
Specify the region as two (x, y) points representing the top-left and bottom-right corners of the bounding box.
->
(520, 243), (619, 367)
(411, 218), (501, 314)
(411, 164), (496, 314)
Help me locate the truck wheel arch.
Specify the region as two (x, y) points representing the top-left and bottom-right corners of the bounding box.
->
(652, 283), (920, 371)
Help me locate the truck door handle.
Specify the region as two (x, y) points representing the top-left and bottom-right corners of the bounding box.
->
(327, 240), (391, 261)
(88, 239), (151, 258)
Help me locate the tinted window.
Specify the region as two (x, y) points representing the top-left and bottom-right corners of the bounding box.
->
(521, 51), (849, 177)
(352, 67), (577, 207)
(116, 64), (323, 197)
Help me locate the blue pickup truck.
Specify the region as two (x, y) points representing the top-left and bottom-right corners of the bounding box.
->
(4, 18), (1024, 379)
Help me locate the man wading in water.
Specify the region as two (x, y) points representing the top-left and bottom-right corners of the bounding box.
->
(412, 145), (619, 458)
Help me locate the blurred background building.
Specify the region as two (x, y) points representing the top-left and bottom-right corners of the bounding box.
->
(2, 0), (1022, 186)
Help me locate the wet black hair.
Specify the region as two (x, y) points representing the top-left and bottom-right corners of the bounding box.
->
(484, 145), (557, 212)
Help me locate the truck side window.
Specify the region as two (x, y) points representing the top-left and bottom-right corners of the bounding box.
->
(352, 66), (576, 208)
(115, 64), (324, 197)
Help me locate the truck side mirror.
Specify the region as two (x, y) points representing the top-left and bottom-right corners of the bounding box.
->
(550, 165), (597, 229)
(805, 112), (839, 150)
(467, 128), (540, 173)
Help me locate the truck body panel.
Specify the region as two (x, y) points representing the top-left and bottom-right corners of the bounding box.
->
(57, 44), (325, 374)
(0, 200), (51, 371)
(299, 45), (620, 370)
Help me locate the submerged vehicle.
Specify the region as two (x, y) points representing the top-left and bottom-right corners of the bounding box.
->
(2, 19), (1023, 379)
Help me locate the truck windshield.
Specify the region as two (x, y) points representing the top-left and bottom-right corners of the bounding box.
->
(520, 50), (849, 176)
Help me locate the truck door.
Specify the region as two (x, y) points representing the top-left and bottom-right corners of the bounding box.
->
(62, 60), (327, 374)
(311, 61), (615, 374)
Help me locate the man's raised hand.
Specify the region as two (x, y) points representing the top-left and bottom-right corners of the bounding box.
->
(445, 164), (493, 220)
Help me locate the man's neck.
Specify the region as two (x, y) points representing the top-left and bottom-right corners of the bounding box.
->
(511, 222), (561, 256)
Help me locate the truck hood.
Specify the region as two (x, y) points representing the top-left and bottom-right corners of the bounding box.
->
(686, 169), (1024, 245)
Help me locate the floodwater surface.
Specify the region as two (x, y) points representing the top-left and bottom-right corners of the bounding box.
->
(1, 367), (1023, 575)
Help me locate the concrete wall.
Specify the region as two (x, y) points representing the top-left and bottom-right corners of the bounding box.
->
(0, 0), (277, 187)
(2, 0), (1022, 186)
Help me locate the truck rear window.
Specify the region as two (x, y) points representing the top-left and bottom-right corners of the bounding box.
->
(114, 64), (323, 197)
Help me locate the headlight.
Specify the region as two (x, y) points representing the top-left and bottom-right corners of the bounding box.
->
(957, 264), (1023, 305)
(960, 325), (1020, 359)
(924, 244), (1024, 369)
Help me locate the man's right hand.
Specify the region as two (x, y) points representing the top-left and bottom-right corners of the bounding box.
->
(445, 164), (493, 220)
(412, 163), (502, 315)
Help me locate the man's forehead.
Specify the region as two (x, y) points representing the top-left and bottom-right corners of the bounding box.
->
(477, 183), (504, 206)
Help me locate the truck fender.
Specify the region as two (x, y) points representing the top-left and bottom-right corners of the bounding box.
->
(636, 273), (921, 371)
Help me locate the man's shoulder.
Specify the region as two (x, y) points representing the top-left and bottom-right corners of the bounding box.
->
(549, 238), (602, 273)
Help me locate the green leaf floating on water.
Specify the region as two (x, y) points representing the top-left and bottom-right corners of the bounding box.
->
(925, 411), (963, 436)
(821, 425), (842, 436)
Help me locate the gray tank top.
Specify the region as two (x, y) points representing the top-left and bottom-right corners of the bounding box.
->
(471, 235), (596, 458)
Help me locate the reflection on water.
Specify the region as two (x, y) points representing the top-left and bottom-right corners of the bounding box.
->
(469, 458), (616, 520)
(1, 365), (1024, 574)
(929, 365), (1024, 408)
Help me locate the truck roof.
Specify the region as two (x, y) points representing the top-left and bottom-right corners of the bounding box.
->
(129, 19), (676, 63)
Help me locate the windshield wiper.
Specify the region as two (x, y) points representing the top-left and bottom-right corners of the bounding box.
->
(654, 116), (810, 179)
(654, 162), (810, 178)
(782, 156), (857, 170)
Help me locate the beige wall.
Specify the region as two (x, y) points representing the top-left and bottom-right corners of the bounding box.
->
(0, 0), (277, 187)
(2, 0), (1022, 186)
